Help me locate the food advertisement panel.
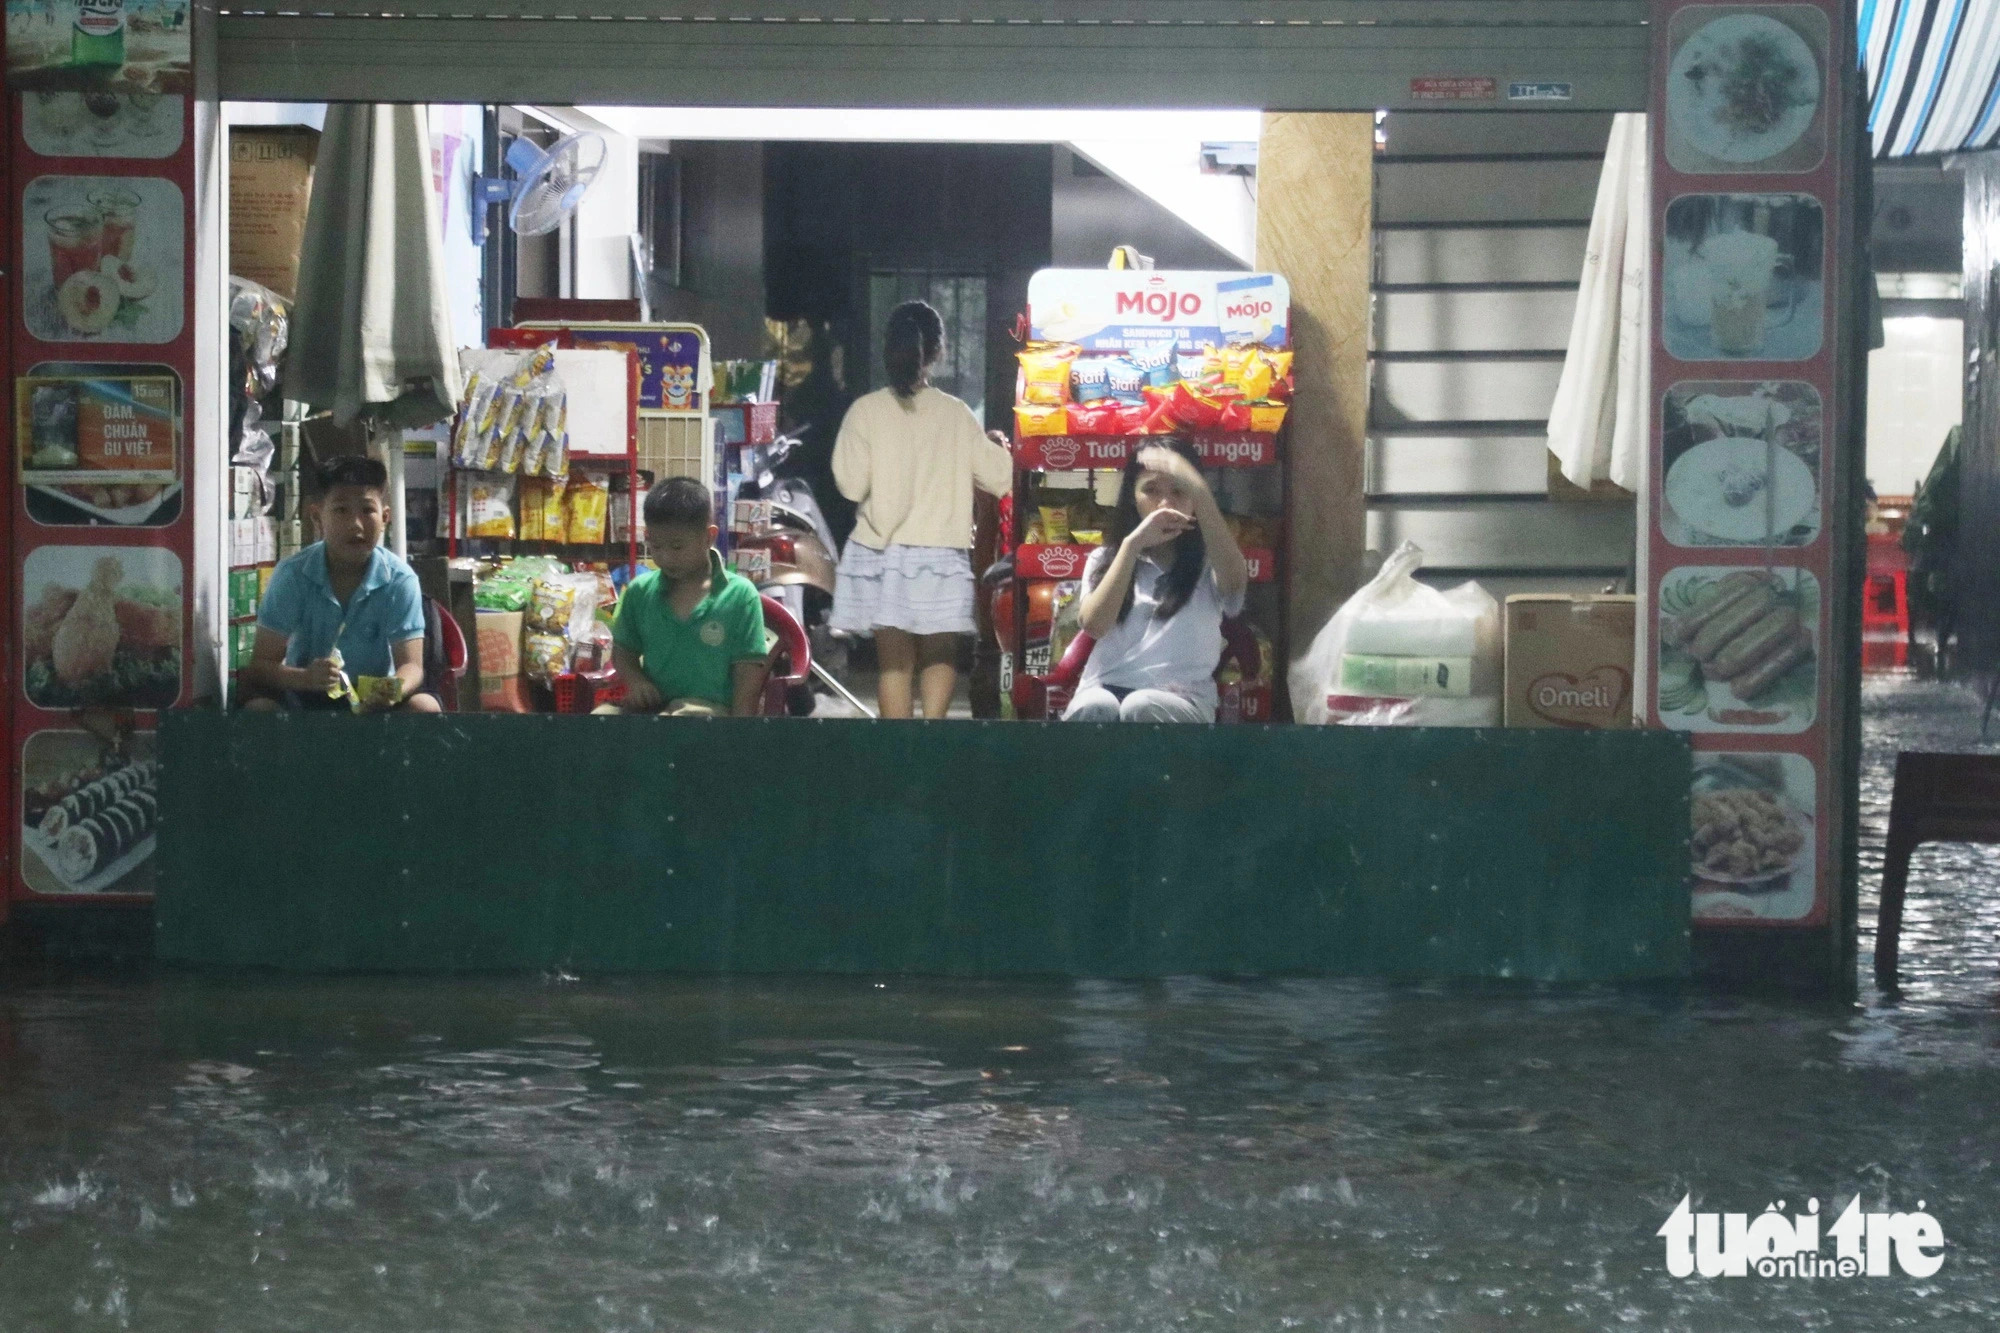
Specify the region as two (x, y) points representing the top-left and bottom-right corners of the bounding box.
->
(10, 75), (197, 904)
(1650, 0), (1846, 928)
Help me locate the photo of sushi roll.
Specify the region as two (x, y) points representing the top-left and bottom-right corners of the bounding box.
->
(56, 787), (156, 884)
(20, 730), (158, 895)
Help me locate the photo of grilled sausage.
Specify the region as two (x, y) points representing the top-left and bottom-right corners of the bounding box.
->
(1710, 606), (1802, 679)
(1689, 583), (1778, 660)
(1730, 626), (1814, 700)
(1664, 571), (1770, 648)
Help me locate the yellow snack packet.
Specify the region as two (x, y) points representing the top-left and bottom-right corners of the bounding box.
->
(1017, 344), (1080, 406)
(350, 675), (404, 711)
(1249, 401), (1289, 434)
(1238, 352), (1277, 402)
(566, 471), (611, 544)
(1015, 405), (1068, 438)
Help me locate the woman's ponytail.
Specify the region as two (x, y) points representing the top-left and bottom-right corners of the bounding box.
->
(883, 301), (945, 399)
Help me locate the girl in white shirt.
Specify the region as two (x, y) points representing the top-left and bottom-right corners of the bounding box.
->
(830, 301), (1013, 718)
(1065, 439), (1249, 723)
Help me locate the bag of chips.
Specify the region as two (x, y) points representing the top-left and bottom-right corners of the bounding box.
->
(517, 475), (566, 542)
(1176, 347), (1223, 390)
(1015, 404), (1068, 437)
(1066, 401), (1119, 435)
(1104, 357), (1146, 406)
(1249, 401), (1289, 434)
(1071, 357), (1110, 403)
(1131, 343), (1177, 389)
(1167, 382), (1227, 430)
(465, 475), (516, 539)
(522, 631), (570, 683)
(566, 470), (611, 545)
(1017, 344), (1079, 406)
(474, 569), (533, 612)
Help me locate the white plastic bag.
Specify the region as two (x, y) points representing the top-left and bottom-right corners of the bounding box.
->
(1290, 541), (1501, 726)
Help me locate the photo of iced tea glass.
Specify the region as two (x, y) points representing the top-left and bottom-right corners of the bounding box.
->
(45, 207), (103, 288)
(1702, 230), (1798, 356)
(86, 186), (139, 262)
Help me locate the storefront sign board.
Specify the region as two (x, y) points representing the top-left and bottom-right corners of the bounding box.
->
(1647, 0), (1849, 940)
(1026, 270), (1290, 350)
(8, 51), (198, 907)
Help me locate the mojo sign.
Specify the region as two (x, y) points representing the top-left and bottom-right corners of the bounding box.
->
(1027, 270), (1291, 351)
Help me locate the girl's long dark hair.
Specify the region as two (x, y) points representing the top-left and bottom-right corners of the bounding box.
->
(883, 301), (944, 399)
(1093, 437), (1206, 624)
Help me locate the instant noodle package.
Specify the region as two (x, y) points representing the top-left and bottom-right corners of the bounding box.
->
(1015, 340), (1292, 439)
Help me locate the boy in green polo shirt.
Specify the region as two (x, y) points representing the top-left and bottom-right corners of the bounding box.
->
(599, 477), (767, 716)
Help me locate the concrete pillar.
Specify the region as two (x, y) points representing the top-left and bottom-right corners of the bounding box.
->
(1256, 113), (1373, 697)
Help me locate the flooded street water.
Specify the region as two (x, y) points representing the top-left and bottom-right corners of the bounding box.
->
(4, 674), (1998, 1331)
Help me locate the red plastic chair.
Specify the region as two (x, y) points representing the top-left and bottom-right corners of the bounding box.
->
(565, 593), (808, 716)
(427, 597), (470, 711)
(757, 593), (812, 716)
(1012, 618), (1260, 721)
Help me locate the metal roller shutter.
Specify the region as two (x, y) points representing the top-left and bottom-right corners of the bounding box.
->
(216, 1), (1648, 108)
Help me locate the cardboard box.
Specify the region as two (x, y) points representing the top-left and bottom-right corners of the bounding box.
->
(1504, 595), (1637, 729)
(231, 622), (259, 670)
(228, 567), (261, 620)
(253, 518), (278, 565)
(229, 127), (320, 302)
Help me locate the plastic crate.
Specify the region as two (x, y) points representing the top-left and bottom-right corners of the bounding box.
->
(553, 671), (626, 714)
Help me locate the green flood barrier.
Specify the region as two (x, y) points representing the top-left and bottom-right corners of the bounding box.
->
(156, 713), (1693, 981)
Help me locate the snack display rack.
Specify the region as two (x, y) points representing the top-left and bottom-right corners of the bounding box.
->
(1003, 269), (1293, 721)
(454, 328), (643, 577)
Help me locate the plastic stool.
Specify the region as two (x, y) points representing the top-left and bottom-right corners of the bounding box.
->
(1862, 569), (1910, 670)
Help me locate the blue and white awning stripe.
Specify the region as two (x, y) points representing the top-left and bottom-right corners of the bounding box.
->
(1864, 0), (2000, 157)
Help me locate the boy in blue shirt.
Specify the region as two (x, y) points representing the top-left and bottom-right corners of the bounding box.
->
(242, 456), (441, 713)
(599, 477), (767, 716)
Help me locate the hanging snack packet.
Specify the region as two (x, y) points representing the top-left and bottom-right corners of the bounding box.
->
(465, 474), (516, 539)
(498, 385), (543, 473)
(1131, 343), (1177, 389)
(534, 387), (570, 478)
(1104, 357), (1146, 406)
(1017, 344), (1079, 406)
(1015, 404), (1068, 437)
(451, 372), (497, 469)
(567, 470), (611, 544)
(518, 475), (569, 542)
(1070, 357), (1110, 403)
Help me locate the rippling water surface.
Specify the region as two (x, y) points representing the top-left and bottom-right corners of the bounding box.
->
(4, 675), (1998, 1331)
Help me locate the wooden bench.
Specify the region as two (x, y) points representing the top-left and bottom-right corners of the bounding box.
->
(1876, 751), (2000, 987)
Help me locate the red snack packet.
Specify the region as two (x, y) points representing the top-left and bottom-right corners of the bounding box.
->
(1115, 401), (1153, 435)
(1218, 398), (1254, 432)
(1067, 401), (1119, 434)
(1169, 382), (1224, 429)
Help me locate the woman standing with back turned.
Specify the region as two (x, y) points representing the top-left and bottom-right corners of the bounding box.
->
(830, 301), (1012, 718)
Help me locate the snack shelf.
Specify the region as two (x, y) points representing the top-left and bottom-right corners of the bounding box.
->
(1015, 543), (1277, 583)
(1014, 432), (1278, 472)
